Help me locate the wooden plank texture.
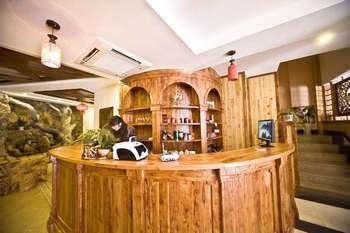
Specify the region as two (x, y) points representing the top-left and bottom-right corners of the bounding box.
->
(49, 143), (296, 233)
(221, 73), (250, 150)
(247, 73), (278, 146)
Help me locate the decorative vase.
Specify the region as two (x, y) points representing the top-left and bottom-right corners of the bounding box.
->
(81, 141), (98, 160)
(97, 148), (110, 159)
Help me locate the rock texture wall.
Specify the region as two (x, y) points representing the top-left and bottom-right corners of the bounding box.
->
(0, 92), (83, 195)
(0, 153), (48, 195)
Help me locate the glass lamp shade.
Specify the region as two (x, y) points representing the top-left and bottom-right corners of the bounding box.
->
(41, 41), (61, 68)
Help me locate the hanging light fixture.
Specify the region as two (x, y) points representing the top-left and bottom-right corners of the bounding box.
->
(76, 103), (88, 115)
(226, 50), (238, 81)
(41, 19), (61, 68)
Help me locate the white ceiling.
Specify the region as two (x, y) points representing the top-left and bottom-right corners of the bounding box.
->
(0, 0), (349, 86)
(146, 0), (345, 54)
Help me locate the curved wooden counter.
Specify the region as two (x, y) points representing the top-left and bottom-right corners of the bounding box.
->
(48, 143), (297, 233)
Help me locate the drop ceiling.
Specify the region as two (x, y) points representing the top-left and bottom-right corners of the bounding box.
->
(35, 89), (94, 104)
(0, 0), (349, 89)
(0, 47), (96, 85)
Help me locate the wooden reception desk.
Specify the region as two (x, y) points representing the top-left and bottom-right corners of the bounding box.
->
(48, 143), (296, 233)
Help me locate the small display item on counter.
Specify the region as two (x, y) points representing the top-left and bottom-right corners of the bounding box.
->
(160, 151), (180, 162)
(160, 142), (180, 162)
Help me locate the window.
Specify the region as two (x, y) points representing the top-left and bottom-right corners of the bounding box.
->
(323, 83), (334, 120)
(320, 70), (350, 121)
(315, 85), (325, 121)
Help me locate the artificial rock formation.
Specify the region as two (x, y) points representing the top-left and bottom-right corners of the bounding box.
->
(0, 153), (49, 195)
(0, 92), (81, 195)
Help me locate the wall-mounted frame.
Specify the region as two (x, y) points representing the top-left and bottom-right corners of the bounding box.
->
(334, 77), (350, 116)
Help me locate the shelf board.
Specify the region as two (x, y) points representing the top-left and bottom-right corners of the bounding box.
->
(138, 139), (152, 142)
(120, 107), (151, 112)
(161, 105), (200, 109)
(162, 139), (201, 143)
(207, 136), (223, 140)
(207, 107), (222, 111)
(206, 122), (222, 125)
(129, 123), (152, 126)
(160, 123), (200, 126)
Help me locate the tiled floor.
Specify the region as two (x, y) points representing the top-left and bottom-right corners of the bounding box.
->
(0, 164), (349, 233)
(295, 198), (350, 233)
(0, 183), (50, 233)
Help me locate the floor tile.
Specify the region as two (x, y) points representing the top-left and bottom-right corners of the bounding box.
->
(296, 198), (350, 232)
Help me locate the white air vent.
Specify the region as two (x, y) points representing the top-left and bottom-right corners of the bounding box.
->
(76, 37), (151, 77)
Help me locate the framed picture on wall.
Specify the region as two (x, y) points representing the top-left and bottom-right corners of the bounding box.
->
(334, 77), (350, 116)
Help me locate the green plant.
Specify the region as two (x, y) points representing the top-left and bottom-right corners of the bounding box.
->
(78, 129), (100, 143)
(97, 128), (116, 149)
(293, 106), (316, 124)
(278, 109), (298, 122)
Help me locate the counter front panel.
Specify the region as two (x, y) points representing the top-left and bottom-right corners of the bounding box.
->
(48, 143), (296, 233)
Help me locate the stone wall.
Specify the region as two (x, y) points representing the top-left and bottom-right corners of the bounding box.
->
(0, 153), (49, 195)
(0, 92), (82, 195)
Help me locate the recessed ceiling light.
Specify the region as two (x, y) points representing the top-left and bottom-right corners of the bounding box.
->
(317, 32), (334, 45)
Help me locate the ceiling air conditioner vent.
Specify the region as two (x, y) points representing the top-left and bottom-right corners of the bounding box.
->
(110, 49), (141, 65)
(82, 48), (100, 63)
(76, 37), (151, 77)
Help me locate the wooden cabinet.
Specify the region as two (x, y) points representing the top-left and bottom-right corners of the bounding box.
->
(120, 68), (223, 153)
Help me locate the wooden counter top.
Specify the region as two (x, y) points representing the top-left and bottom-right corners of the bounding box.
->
(49, 143), (295, 170)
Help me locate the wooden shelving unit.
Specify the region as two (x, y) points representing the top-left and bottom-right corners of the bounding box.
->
(160, 123), (201, 126)
(159, 82), (202, 153)
(129, 123), (152, 126)
(120, 87), (152, 150)
(206, 89), (223, 152)
(120, 107), (151, 113)
(160, 105), (200, 109)
(120, 68), (223, 153)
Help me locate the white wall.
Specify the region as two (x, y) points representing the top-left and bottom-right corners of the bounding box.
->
(93, 84), (121, 128)
(319, 47), (350, 84)
(83, 108), (94, 131)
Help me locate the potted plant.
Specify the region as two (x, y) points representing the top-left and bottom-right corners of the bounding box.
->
(278, 109), (297, 122)
(78, 129), (100, 145)
(78, 129), (100, 159)
(302, 106), (316, 135)
(97, 128), (116, 159)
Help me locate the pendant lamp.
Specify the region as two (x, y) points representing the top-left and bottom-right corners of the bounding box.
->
(76, 103), (88, 115)
(41, 19), (61, 68)
(226, 50), (238, 81)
